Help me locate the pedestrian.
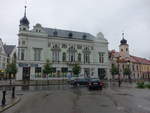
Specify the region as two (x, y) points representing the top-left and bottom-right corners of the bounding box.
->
(67, 72), (72, 84)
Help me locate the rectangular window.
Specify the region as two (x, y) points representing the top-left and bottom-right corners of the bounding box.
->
(69, 52), (75, 62)
(61, 68), (68, 73)
(133, 65), (134, 71)
(99, 52), (104, 63)
(34, 48), (42, 61)
(84, 54), (90, 63)
(62, 44), (67, 48)
(35, 67), (41, 77)
(52, 51), (59, 62)
(21, 49), (25, 60)
(52, 68), (56, 73)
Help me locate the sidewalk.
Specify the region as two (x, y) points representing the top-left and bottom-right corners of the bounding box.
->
(0, 80), (138, 88)
(0, 79), (68, 87)
(105, 81), (137, 88)
(0, 91), (21, 112)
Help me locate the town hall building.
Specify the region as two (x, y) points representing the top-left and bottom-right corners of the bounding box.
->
(16, 7), (110, 80)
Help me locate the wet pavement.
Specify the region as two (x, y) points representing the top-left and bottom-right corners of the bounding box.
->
(1, 84), (150, 113)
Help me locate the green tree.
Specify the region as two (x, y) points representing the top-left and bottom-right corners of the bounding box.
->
(5, 62), (17, 84)
(72, 63), (81, 77)
(43, 60), (53, 77)
(123, 66), (131, 81)
(111, 64), (119, 79)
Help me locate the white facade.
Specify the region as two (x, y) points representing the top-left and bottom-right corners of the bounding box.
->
(0, 39), (7, 71)
(16, 10), (110, 80)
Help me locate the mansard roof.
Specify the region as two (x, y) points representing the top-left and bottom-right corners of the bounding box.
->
(43, 28), (95, 41)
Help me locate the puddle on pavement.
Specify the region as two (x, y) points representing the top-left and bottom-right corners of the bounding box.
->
(100, 104), (109, 107)
(116, 93), (133, 96)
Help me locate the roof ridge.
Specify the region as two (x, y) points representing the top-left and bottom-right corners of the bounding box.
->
(44, 27), (90, 34)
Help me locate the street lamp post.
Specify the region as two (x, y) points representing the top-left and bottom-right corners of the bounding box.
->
(1, 90), (6, 106)
(117, 56), (121, 87)
(12, 86), (15, 98)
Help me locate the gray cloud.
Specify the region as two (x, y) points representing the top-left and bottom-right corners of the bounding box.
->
(0, 0), (149, 59)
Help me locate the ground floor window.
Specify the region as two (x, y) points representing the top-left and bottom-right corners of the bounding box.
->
(23, 67), (30, 80)
(61, 68), (68, 73)
(35, 67), (42, 77)
(61, 68), (68, 77)
(98, 68), (106, 79)
(52, 68), (56, 73)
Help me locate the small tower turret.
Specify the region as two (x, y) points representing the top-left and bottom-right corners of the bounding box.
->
(119, 32), (129, 57)
(19, 6), (30, 31)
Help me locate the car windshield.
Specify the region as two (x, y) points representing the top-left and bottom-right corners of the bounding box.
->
(90, 78), (100, 82)
(77, 78), (87, 81)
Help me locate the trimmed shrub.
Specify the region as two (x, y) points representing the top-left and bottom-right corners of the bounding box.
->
(144, 83), (150, 89)
(136, 81), (145, 88)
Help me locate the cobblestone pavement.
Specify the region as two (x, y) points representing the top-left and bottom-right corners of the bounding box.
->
(1, 84), (150, 113)
(0, 90), (20, 112)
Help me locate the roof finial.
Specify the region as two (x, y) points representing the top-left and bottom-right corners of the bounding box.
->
(122, 32), (124, 39)
(24, 5), (27, 17)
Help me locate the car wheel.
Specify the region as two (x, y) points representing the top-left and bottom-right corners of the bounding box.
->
(88, 87), (91, 90)
(99, 86), (102, 90)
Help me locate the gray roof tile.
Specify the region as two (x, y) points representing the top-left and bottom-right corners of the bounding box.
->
(3, 45), (16, 56)
(43, 28), (95, 41)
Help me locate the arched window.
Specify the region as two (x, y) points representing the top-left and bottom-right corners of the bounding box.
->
(62, 52), (66, 62)
(78, 53), (81, 62)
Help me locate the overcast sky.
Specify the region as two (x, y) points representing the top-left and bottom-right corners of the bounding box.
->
(0, 0), (150, 59)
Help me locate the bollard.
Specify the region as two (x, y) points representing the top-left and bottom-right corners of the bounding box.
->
(2, 90), (6, 106)
(12, 86), (15, 98)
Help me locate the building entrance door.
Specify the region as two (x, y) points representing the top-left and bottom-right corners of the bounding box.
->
(23, 67), (30, 80)
(98, 68), (106, 79)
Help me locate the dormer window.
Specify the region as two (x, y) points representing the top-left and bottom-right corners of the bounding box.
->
(23, 28), (26, 31)
(22, 41), (25, 45)
(68, 32), (73, 38)
(53, 30), (58, 36)
(83, 34), (87, 39)
(36, 29), (41, 32)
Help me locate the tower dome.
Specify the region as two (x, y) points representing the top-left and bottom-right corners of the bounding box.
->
(120, 38), (127, 45)
(120, 32), (127, 45)
(20, 6), (29, 26)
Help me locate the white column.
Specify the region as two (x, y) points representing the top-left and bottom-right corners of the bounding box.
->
(106, 68), (111, 80)
(80, 67), (84, 77)
(16, 67), (23, 80)
(94, 67), (98, 78)
(30, 67), (35, 80)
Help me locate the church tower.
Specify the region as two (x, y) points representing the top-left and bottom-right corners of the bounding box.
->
(19, 6), (30, 31)
(119, 32), (129, 57)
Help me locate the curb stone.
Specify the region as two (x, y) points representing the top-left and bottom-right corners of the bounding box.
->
(0, 97), (21, 112)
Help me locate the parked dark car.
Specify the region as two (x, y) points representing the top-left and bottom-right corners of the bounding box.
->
(70, 78), (90, 87)
(88, 78), (104, 90)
